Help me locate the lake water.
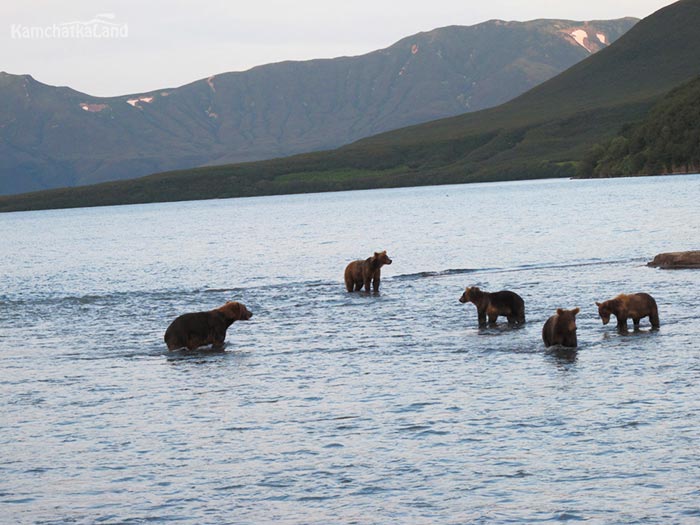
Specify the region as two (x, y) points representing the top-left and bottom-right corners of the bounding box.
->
(1, 175), (699, 524)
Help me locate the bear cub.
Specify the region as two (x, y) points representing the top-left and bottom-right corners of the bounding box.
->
(459, 286), (525, 326)
(164, 301), (253, 351)
(542, 307), (579, 348)
(596, 293), (659, 330)
(345, 251), (392, 292)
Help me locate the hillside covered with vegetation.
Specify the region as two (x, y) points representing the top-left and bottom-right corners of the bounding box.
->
(1, 1), (700, 212)
(578, 75), (700, 177)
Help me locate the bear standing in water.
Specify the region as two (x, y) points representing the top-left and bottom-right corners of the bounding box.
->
(596, 293), (660, 330)
(542, 307), (579, 347)
(459, 286), (525, 327)
(344, 251), (392, 292)
(164, 301), (253, 351)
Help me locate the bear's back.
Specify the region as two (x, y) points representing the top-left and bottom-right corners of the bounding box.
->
(165, 311), (213, 345)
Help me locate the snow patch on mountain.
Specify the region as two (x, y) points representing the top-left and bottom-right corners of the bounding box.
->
(80, 103), (109, 113)
(126, 96), (154, 108)
(564, 28), (609, 53)
(570, 29), (590, 51)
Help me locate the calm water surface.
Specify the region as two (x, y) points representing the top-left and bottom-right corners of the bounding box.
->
(1, 176), (699, 524)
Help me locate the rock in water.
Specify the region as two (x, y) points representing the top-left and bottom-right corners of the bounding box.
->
(648, 251), (700, 269)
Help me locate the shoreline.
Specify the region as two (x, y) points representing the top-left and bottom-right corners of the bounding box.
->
(1, 171), (698, 215)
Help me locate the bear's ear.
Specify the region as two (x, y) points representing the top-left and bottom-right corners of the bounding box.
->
(374, 252), (381, 257)
(233, 302), (244, 319)
(557, 308), (564, 315)
(572, 307), (580, 315)
(595, 302), (601, 307)
(222, 301), (241, 319)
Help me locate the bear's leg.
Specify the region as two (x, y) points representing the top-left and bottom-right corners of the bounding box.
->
(616, 316), (628, 331)
(165, 336), (183, 351)
(345, 272), (355, 292)
(650, 309), (660, 329)
(488, 313), (498, 325)
(363, 278), (372, 291)
(633, 318), (641, 330)
(517, 305), (526, 325)
(542, 320), (550, 345)
(372, 273), (380, 292)
(507, 315), (516, 325)
(563, 333), (577, 347)
(212, 328), (227, 349)
(477, 309), (487, 327)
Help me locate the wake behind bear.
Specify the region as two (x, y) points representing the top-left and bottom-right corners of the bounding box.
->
(164, 301), (253, 351)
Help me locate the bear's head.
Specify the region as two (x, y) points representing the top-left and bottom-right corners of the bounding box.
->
(459, 286), (480, 303)
(374, 250), (392, 266)
(217, 301), (253, 321)
(595, 301), (612, 325)
(556, 307), (580, 332)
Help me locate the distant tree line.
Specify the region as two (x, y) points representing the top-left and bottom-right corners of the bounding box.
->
(578, 76), (700, 177)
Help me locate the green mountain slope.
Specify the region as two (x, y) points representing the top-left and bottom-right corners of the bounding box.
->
(578, 75), (700, 177)
(0, 17), (636, 195)
(2, 1), (699, 212)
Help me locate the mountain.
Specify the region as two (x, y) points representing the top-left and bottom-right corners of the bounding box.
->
(578, 75), (700, 177)
(3, 2), (696, 213)
(0, 17), (637, 195)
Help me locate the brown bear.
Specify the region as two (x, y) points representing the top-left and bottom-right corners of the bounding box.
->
(164, 301), (253, 351)
(595, 293), (660, 330)
(344, 251), (392, 292)
(459, 286), (525, 326)
(542, 307), (580, 347)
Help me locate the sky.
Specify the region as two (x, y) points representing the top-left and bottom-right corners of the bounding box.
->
(1, 0), (677, 97)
